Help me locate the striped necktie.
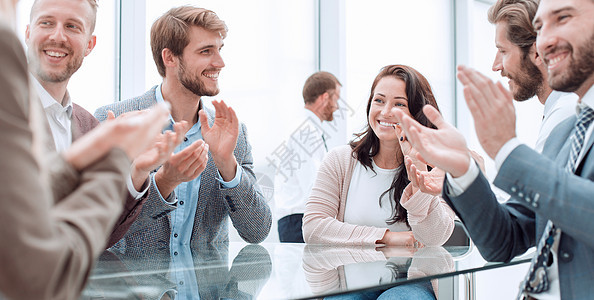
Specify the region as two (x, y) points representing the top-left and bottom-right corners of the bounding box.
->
(519, 105), (594, 297)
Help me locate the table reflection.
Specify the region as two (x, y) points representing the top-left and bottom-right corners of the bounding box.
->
(81, 243), (271, 300)
(302, 245), (455, 298)
(80, 242), (529, 300)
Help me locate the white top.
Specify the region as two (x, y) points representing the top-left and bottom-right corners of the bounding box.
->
(32, 76), (72, 152)
(343, 160), (409, 233)
(274, 108), (328, 219)
(535, 91), (578, 152)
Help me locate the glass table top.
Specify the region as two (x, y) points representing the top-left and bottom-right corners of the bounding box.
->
(81, 242), (531, 299)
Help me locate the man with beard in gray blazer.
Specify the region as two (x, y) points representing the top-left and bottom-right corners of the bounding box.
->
(95, 6), (272, 251)
(394, 0), (594, 298)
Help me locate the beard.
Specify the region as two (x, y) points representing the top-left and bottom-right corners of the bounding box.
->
(28, 41), (82, 83)
(323, 103), (335, 121)
(178, 59), (219, 97)
(548, 31), (594, 93)
(506, 54), (544, 101)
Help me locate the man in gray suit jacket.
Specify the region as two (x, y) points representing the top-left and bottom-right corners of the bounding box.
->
(394, 0), (594, 298)
(95, 6), (272, 249)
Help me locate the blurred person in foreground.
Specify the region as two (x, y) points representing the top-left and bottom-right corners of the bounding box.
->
(0, 1), (170, 298)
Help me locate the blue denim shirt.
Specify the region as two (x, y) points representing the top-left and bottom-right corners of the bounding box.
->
(152, 84), (242, 255)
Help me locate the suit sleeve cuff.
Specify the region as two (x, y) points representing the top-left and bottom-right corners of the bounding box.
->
(217, 165), (242, 189)
(150, 172), (177, 204)
(126, 174), (149, 200)
(445, 158), (480, 196)
(495, 138), (522, 171)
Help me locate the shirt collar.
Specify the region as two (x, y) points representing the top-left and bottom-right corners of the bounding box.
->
(543, 90), (563, 117)
(31, 75), (73, 117)
(304, 107), (324, 128)
(579, 85), (594, 114)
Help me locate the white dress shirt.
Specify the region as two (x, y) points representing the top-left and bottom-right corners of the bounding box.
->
(535, 91), (578, 152)
(274, 108), (328, 220)
(31, 76), (72, 152)
(32, 75), (148, 198)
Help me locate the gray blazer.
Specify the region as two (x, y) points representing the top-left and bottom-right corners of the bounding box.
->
(94, 86), (272, 247)
(443, 115), (594, 299)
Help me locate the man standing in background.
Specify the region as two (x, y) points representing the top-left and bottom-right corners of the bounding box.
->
(274, 71), (341, 243)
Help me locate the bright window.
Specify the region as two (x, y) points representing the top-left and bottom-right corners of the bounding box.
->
(16, 0), (117, 114)
(344, 0), (456, 137)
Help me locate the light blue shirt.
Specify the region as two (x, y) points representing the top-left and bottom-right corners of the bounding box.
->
(151, 84), (242, 256)
(169, 245), (200, 300)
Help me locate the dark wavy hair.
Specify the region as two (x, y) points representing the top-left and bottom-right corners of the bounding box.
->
(349, 65), (440, 226)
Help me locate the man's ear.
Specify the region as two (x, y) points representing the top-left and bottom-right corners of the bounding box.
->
(162, 48), (177, 68)
(84, 35), (97, 57)
(530, 43), (544, 66)
(25, 25), (30, 42)
(319, 91), (330, 105)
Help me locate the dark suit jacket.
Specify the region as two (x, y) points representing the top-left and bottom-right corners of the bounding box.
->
(443, 113), (594, 299)
(94, 86), (272, 247)
(0, 23), (131, 300)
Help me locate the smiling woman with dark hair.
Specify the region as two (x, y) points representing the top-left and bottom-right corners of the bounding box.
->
(302, 64), (455, 298)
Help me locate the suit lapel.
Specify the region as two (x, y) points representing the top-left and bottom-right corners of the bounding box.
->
(550, 114), (594, 176)
(71, 107), (84, 142)
(554, 116), (594, 172)
(547, 116), (576, 166)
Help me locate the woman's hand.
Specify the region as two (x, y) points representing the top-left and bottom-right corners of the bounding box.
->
(396, 124), (433, 194)
(404, 156), (445, 196)
(377, 231), (424, 248)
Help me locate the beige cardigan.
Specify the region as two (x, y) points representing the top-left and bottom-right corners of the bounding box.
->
(303, 145), (455, 246)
